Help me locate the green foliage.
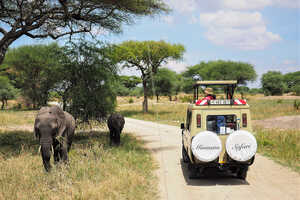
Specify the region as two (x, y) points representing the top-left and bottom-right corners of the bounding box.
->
(294, 100), (300, 110)
(0, 0), (169, 65)
(119, 75), (142, 90)
(0, 76), (18, 109)
(283, 71), (300, 93)
(150, 68), (178, 101)
(183, 60), (257, 85)
(129, 98), (134, 104)
(58, 41), (118, 122)
(3, 43), (61, 108)
(114, 40), (185, 112)
(249, 88), (263, 95)
(179, 95), (193, 103)
(292, 85), (300, 96)
(261, 71), (286, 96)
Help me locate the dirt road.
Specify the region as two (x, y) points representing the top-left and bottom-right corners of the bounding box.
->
(123, 118), (300, 200)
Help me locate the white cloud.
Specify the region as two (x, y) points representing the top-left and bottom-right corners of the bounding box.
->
(164, 0), (197, 13)
(273, 0), (300, 8)
(165, 60), (188, 73)
(199, 11), (281, 50)
(223, 0), (272, 10)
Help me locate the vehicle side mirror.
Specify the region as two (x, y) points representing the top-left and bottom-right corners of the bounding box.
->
(180, 123), (185, 130)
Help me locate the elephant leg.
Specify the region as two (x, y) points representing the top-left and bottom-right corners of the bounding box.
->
(53, 141), (60, 164)
(109, 131), (114, 146)
(116, 131), (120, 146)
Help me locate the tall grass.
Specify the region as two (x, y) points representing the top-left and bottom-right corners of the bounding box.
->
(254, 127), (300, 172)
(0, 110), (36, 127)
(0, 130), (158, 200)
(249, 99), (300, 120)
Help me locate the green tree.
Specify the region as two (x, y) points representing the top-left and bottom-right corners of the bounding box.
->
(183, 60), (257, 85)
(3, 43), (62, 108)
(116, 75), (142, 96)
(58, 41), (118, 123)
(150, 68), (177, 102)
(261, 71), (286, 96)
(283, 71), (300, 93)
(114, 40), (185, 112)
(0, 0), (168, 64)
(0, 76), (18, 109)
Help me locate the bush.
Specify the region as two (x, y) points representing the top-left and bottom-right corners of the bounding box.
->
(129, 98), (134, 104)
(292, 85), (300, 96)
(179, 95), (193, 103)
(294, 100), (300, 110)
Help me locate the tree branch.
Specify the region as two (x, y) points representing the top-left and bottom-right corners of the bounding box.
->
(0, 27), (7, 35)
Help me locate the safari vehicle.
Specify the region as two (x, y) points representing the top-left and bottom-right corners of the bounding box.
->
(180, 80), (257, 180)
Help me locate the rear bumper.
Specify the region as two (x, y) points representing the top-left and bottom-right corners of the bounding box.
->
(189, 156), (255, 169)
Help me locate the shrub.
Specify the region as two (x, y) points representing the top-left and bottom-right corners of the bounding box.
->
(129, 98), (134, 104)
(294, 100), (300, 110)
(179, 95), (193, 103)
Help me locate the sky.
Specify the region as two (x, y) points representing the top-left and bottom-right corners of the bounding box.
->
(10, 0), (300, 88)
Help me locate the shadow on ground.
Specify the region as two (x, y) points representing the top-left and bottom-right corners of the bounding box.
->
(180, 160), (249, 186)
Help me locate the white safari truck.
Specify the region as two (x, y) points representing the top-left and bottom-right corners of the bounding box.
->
(181, 80), (257, 179)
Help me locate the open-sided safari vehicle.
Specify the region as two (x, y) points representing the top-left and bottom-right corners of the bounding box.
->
(181, 80), (257, 180)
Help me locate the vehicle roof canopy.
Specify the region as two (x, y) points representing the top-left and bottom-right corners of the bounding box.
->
(193, 80), (238, 100)
(193, 80), (237, 87)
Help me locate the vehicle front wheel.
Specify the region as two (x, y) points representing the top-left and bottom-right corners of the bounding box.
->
(237, 166), (248, 180)
(182, 146), (190, 163)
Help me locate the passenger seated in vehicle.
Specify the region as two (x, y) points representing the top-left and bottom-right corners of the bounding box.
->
(202, 87), (216, 100)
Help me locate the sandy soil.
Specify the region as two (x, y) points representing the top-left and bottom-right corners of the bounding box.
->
(124, 118), (300, 200)
(253, 115), (300, 130)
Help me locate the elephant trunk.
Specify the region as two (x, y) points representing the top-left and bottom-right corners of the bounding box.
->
(40, 138), (53, 172)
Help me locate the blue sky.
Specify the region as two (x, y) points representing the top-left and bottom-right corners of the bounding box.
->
(10, 0), (300, 88)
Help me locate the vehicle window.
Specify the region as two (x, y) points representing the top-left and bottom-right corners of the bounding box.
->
(207, 115), (237, 134)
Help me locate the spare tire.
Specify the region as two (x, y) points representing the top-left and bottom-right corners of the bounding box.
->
(226, 130), (257, 162)
(191, 131), (222, 162)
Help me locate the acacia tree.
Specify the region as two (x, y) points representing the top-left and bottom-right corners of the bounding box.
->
(57, 40), (118, 123)
(183, 60), (257, 85)
(150, 68), (177, 102)
(0, 76), (17, 109)
(0, 0), (168, 64)
(3, 43), (62, 108)
(261, 71), (286, 96)
(114, 40), (185, 112)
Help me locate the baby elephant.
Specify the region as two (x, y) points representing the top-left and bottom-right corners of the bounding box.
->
(34, 106), (75, 171)
(107, 113), (125, 146)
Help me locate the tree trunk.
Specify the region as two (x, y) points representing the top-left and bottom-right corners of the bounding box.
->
(142, 80), (148, 112)
(169, 95), (172, 101)
(0, 38), (16, 65)
(1, 100), (4, 110)
(156, 95), (159, 103)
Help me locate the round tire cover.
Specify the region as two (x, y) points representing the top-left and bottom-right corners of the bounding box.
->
(226, 130), (257, 162)
(191, 131), (222, 162)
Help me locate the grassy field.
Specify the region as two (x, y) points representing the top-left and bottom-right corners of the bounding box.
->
(0, 110), (158, 200)
(254, 126), (300, 172)
(118, 99), (300, 126)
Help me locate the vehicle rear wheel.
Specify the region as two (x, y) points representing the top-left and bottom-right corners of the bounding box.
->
(237, 166), (248, 180)
(182, 146), (190, 163)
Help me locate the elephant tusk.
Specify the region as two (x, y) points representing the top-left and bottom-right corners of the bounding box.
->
(38, 145), (41, 153)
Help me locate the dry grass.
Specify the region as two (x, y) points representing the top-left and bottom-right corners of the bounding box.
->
(0, 110), (36, 127)
(118, 102), (188, 126)
(254, 126), (300, 172)
(117, 99), (300, 125)
(0, 130), (158, 200)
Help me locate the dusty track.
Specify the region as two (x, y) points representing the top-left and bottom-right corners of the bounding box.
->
(124, 118), (300, 200)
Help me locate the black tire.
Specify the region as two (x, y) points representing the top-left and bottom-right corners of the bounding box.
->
(237, 166), (248, 180)
(182, 146), (190, 163)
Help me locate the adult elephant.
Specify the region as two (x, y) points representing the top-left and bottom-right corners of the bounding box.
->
(34, 106), (75, 171)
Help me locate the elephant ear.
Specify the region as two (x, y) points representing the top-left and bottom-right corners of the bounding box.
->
(50, 106), (66, 137)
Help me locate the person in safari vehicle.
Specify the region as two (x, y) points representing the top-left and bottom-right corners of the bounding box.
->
(203, 87), (216, 100)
